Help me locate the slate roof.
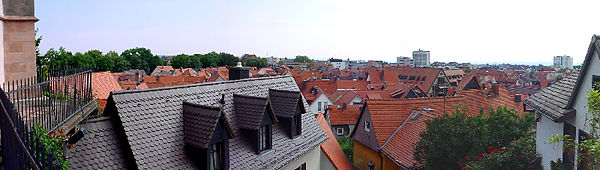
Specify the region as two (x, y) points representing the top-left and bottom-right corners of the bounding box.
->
(67, 117), (129, 170)
(233, 94), (277, 130)
(315, 114), (353, 170)
(269, 89), (303, 119)
(106, 75), (327, 169)
(524, 71), (579, 121)
(182, 101), (233, 149)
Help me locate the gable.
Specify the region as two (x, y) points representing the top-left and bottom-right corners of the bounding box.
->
(350, 105), (379, 151)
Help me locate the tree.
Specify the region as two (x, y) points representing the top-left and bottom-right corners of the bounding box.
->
(550, 82), (600, 169)
(198, 52), (220, 68)
(189, 54), (203, 68)
(108, 51), (130, 72)
(415, 106), (535, 170)
(94, 51), (115, 72)
(121, 47), (163, 73)
(245, 57), (267, 68)
(45, 47), (73, 69)
(462, 133), (542, 170)
(70, 52), (95, 69)
(337, 136), (353, 161)
(218, 52), (239, 66)
(171, 54), (190, 68)
(277, 61), (286, 65)
(558, 68), (567, 73)
(293, 55), (312, 63)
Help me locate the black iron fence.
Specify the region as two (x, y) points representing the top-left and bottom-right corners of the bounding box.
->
(2, 66), (93, 132)
(1, 87), (61, 169)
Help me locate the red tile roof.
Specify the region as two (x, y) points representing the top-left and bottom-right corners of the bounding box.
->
(328, 105), (362, 125)
(336, 80), (368, 90)
(368, 71), (384, 85)
(92, 72), (122, 109)
(315, 114), (353, 170)
(382, 71), (400, 84)
(380, 112), (434, 168)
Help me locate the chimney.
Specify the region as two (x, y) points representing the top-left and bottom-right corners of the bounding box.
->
(228, 62), (249, 80)
(514, 94), (522, 102)
(491, 84), (499, 97)
(342, 103), (347, 110)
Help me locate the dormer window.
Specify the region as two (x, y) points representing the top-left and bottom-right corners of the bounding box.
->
(364, 121), (371, 132)
(268, 89), (306, 139)
(210, 142), (224, 170)
(233, 94), (278, 155)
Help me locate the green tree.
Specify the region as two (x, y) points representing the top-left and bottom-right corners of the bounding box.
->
(171, 54), (190, 68)
(558, 68), (567, 73)
(45, 47), (73, 69)
(70, 52), (95, 69)
(277, 61), (286, 65)
(189, 54), (203, 68)
(198, 52), (220, 68)
(415, 106), (535, 170)
(293, 55), (312, 63)
(108, 51), (130, 72)
(94, 51), (115, 72)
(218, 52), (239, 66)
(35, 29), (46, 67)
(121, 47), (163, 73)
(245, 57), (267, 68)
(337, 136), (353, 161)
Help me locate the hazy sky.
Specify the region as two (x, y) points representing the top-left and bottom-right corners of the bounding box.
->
(36, 0), (600, 65)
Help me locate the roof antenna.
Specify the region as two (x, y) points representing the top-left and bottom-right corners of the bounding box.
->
(220, 94), (226, 104)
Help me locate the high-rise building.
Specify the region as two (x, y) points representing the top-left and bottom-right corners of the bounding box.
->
(553, 55), (573, 69)
(396, 56), (414, 66)
(413, 49), (430, 67)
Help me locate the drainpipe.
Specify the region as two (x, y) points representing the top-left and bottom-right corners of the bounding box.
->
(378, 148), (383, 170)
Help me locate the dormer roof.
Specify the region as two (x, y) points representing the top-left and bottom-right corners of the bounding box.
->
(233, 94), (277, 130)
(182, 101), (234, 149)
(268, 89), (304, 119)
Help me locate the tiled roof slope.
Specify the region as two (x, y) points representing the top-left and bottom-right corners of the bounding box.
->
(524, 72), (579, 121)
(269, 89), (303, 118)
(107, 76), (327, 169)
(234, 94), (276, 130)
(182, 102), (233, 149)
(67, 117), (129, 170)
(381, 112), (434, 169)
(92, 72), (122, 109)
(328, 105), (362, 125)
(315, 114), (353, 170)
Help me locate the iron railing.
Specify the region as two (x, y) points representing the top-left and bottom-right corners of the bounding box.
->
(1, 87), (61, 169)
(2, 66), (93, 132)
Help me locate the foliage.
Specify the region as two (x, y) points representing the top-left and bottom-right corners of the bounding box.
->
(70, 52), (96, 69)
(120, 47), (163, 73)
(218, 52), (240, 66)
(44, 47), (73, 69)
(549, 82), (600, 169)
(550, 159), (568, 170)
(337, 136), (354, 161)
(245, 57), (267, 68)
(462, 133), (542, 170)
(415, 106), (535, 170)
(557, 68), (567, 73)
(171, 54), (190, 69)
(293, 55), (312, 63)
(277, 61), (286, 65)
(528, 71), (535, 78)
(188, 54), (204, 68)
(33, 125), (70, 170)
(198, 52), (220, 68)
(464, 69), (471, 73)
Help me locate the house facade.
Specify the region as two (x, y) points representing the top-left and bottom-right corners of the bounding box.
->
(525, 35), (600, 170)
(309, 92), (333, 114)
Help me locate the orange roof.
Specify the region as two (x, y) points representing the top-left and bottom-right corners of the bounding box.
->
(368, 67), (443, 92)
(382, 71), (400, 84)
(156, 66), (174, 72)
(136, 82), (149, 89)
(368, 71), (384, 84)
(381, 112), (434, 168)
(92, 72), (122, 100)
(303, 80), (338, 96)
(336, 80), (368, 90)
(315, 114), (352, 170)
(328, 105), (362, 125)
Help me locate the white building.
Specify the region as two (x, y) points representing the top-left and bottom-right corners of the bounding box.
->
(328, 58), (347, 70)
(413, 49), (430, 67)
(525, 35), (600, 170)
(309, 92), (334, 114)
(554, 55), (573, 69)
(397, 56), (414, 66)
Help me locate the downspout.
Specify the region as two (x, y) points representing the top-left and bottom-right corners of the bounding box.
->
(378, 148), (384, 170)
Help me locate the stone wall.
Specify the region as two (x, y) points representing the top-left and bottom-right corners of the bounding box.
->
(3, 19), (36, 82)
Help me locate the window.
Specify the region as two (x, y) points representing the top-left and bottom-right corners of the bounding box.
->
(324, 102), (328, 111)
(593, 75), (600, 90)
(409, 76), (416, 80)
(209, 142), (224, 170)
(295, 163), (306, 170)
(292, 114), (302, 137)
(364, 121), (370, 132)
(318, 102), (322, 111)
(259, 125), (272, 152)
(336, 128), (344, 135)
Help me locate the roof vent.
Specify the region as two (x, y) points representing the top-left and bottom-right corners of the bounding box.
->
(423, 108), (434, 112)
(514, 94), (522, 102)
(236, 62), (243, 68)
(411, 113), (422, 121)
(220, 94), (226, 104)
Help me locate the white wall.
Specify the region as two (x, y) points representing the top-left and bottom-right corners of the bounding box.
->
(309, 93), (332, 114)
(348, 95), (362, 105)
(319, 149), (336, 170)
(282, 146), (321, 170)
(537, 115), (563, 170)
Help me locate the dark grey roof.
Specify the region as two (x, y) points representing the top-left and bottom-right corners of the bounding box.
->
(107, 76), (327, 169)
(524, 72), (579, 122)
(269, 89), (303, 118)
(182, 101), (233, 149)
(233, 94), (276, 130)
(67, 117), (129, 170)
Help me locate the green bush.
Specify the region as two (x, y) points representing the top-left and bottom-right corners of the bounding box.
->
(337, 136), (353, 161)
(33, 125), (70, 170)
(462, 133), (542, 170)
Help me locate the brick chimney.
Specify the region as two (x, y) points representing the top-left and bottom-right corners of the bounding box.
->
(229, 62), (249, 80)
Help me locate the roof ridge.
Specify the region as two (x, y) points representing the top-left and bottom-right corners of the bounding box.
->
(111, 75), (292, 95)
(269, 88), (301, 93)
(182, 101), (221, 110)
(233, 93), (269, 100)
(367, 96), (464, 101)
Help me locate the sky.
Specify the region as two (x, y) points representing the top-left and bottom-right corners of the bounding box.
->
(35, 0), (600, 65)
